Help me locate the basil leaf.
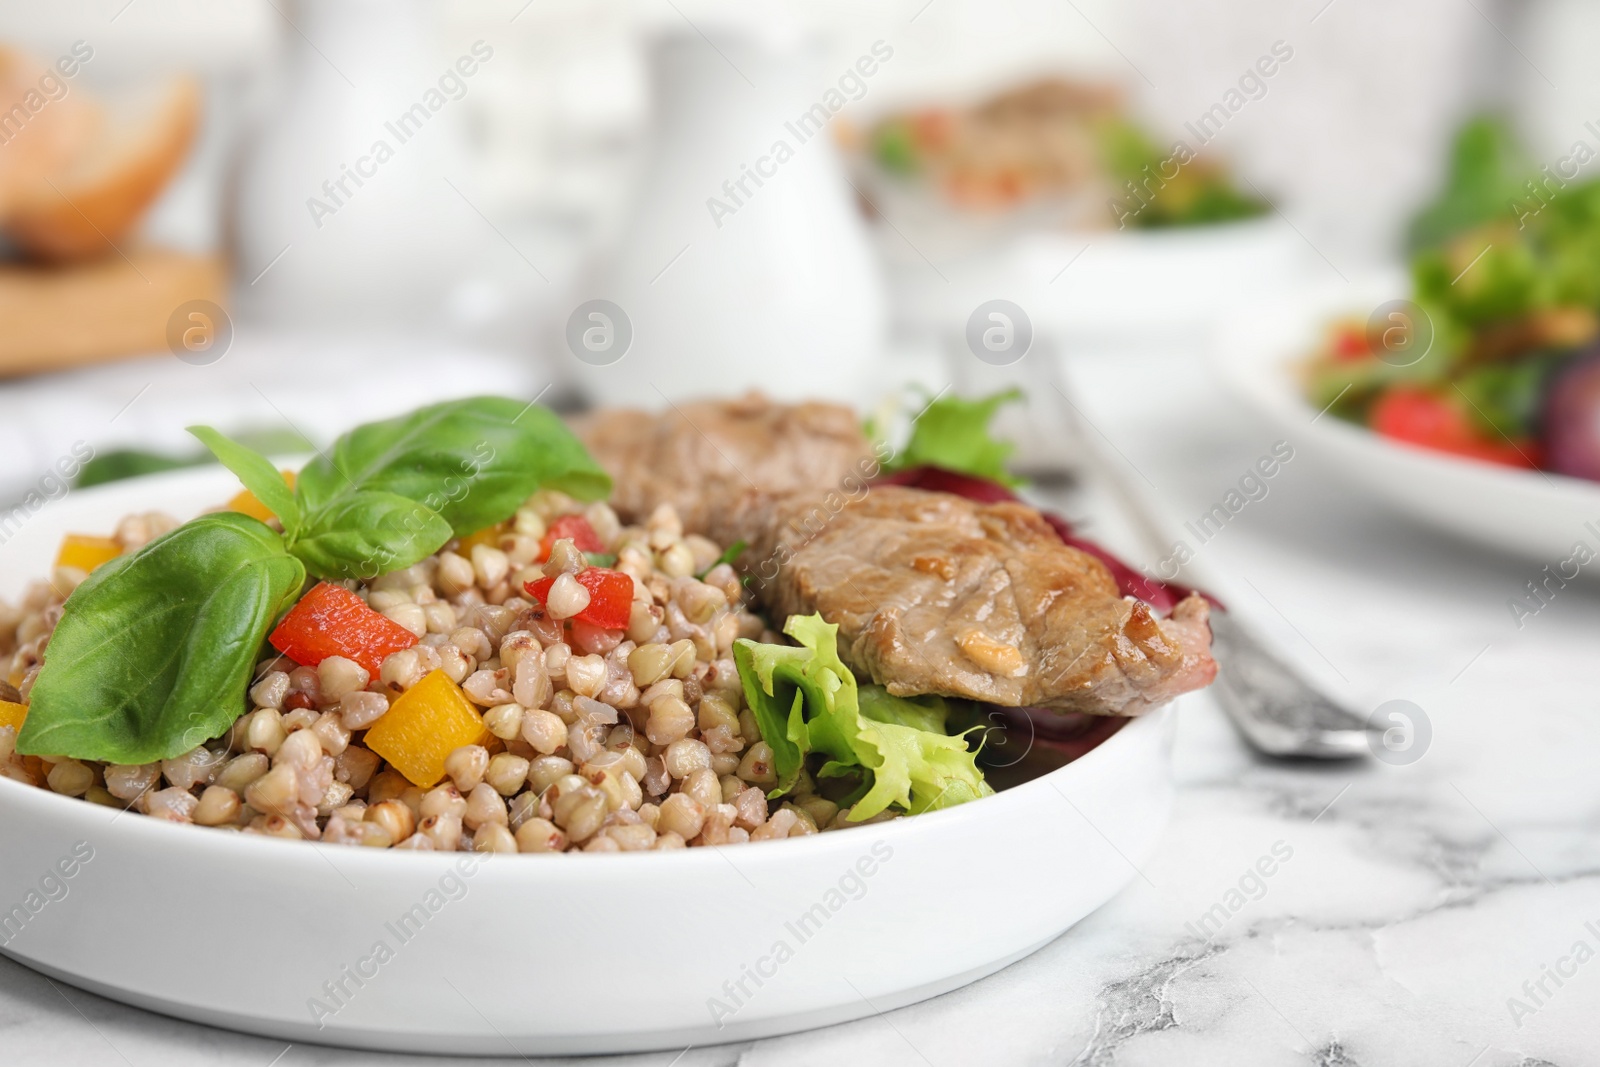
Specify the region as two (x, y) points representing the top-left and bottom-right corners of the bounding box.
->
(188, 425), (301, 534)
(292, 490), (453, 582)
(17, 513), (305, 764)
(295, 396), (610, 539)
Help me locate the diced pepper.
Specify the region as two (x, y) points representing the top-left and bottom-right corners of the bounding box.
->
(227, 470), (297, 523)
(524, 566), (634, 630)
(573, 569), (635, 630)
(362, 669), (489, 787)
(0, 699), (26, 733)
(525, 577), (555, 608)
(538, 514), (605, 560)
(458, 521), (507, 554)
(54, 534), (121, 573)
(269, 581), (418, 675)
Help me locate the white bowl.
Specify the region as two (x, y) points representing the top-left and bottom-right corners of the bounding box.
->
(1213, 275), (1600, 564)
(0, 466), (1177, 1056)
(884, 215), (1313, 351)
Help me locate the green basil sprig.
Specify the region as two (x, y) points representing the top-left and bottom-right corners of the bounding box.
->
(18, 513), (305, 764)
(17, 396), (610, 763)
(296, 396), (609, 539)
(188, 425), (301, 532)
(197, 395), (611, 581)
(288, 491), (453, 584)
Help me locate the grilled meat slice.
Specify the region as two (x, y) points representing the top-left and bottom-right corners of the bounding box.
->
(573, 393), (879, 533)
(575, 394), (1215, 713)
(712, 486), (1216, 715)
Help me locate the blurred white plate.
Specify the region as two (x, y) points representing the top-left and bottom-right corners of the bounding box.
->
(1213, 278), (1600, 563)
(0, 466), (1178, 1056)
(884, 215), (1312, 350)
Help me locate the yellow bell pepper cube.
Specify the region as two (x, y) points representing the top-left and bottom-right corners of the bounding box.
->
(227, 470), (297, 523)
(54, 534), (122, 573)
(0, 699), (26, 733)
(362, 670), (489, 787)
(457, 521), (507, 554)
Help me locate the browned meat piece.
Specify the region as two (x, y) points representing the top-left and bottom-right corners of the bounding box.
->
(573, 393), (879, 533)
(711, 486), (1216, 715)
(576, 394), (1214, 713)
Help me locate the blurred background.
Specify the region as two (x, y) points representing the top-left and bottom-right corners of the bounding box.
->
(0, 0), (1586, 530)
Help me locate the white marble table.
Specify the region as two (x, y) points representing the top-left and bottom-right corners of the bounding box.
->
(3, 347), (1597, 1066)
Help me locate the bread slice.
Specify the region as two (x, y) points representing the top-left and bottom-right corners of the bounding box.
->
(3, 76), (200, 262)
(0, 47), (103, 218)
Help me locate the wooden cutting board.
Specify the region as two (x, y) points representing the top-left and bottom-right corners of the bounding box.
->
(0, 247), (228, 376)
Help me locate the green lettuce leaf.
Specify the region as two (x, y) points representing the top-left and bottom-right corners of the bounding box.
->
(1407, 115), (1530, 253)
(881, 388), (1025, 487)
(733, 614), (992, 820)
(1095, 116), (1264, 230)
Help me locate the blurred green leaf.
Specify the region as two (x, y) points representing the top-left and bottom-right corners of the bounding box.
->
(1096, 116), (1264, 229)
(1407, 115), (1530, 252)
(873, 120), (919, 175)
(74, 428), (313, 489)
(76, 450), (206, 488)
(1455, 356), (1559, 438)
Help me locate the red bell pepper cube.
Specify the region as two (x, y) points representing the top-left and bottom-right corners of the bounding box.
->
(538, 514), (605, 560)
(524, 567), (634, 631)
(269, 581), (419, 676)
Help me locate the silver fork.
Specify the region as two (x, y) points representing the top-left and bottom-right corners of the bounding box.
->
(1044, 369), (1373, 760)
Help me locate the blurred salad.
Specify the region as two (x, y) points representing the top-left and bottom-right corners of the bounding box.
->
(1095, 118), (1263, 229)
(1305, 116), (1600, 481)
(862, 77), (1264, 230)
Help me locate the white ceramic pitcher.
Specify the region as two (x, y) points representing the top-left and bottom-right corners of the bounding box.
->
(569, 20), (887, 408)
(230, 0), (480, 331)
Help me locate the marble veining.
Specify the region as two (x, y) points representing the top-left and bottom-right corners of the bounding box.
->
(1075, 945), (1224, 1066)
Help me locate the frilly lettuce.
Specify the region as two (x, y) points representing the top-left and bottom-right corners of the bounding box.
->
(732, 614), (992, 820)
(877, 387), (1025, 487)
